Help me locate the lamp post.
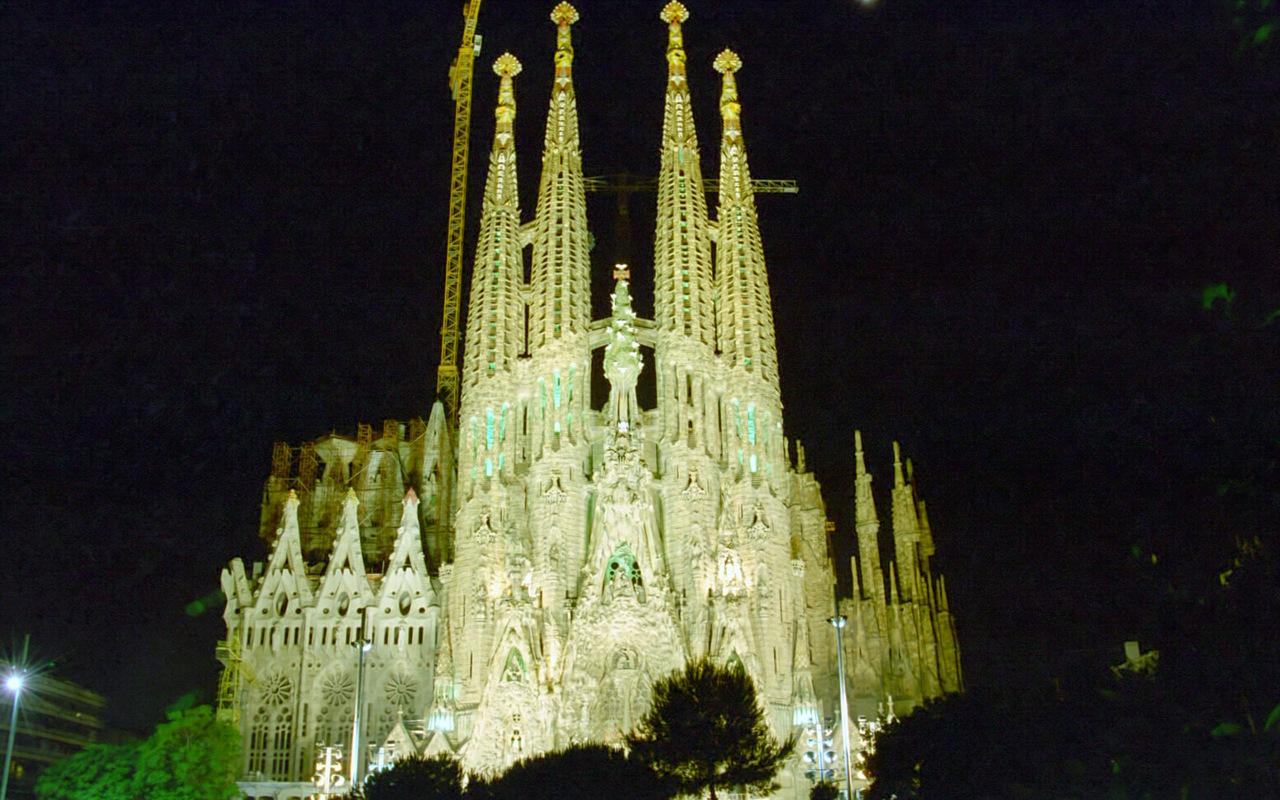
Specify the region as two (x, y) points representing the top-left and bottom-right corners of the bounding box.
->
(348, 607), (372, 789)
(1, 636), (29, 800)
(828, 614), (854, 799)
(1, 672), (24, 800)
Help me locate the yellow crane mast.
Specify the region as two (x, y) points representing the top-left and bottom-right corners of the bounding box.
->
(435, 0), (483, 429)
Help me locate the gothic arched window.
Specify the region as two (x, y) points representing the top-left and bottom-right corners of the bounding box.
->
(314, 669), (354, 750)
(374, 666), (422, 745)
(247, 672), (294, 779)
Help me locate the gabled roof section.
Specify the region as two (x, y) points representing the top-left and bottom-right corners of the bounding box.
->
(318, 488), (372, 607)
(377, 489), (436, 612)
(254, 490), (314, 610)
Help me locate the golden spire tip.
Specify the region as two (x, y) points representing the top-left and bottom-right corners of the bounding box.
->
(713, 48), (742, 74)
(660, 1), (689, 24)
(493, 52), (523, 78)
(550, 1), (579, 26)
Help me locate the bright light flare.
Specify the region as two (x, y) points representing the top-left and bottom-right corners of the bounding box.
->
(3, 673), (22, 693)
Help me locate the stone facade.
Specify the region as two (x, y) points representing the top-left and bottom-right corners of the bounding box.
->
(217, 3), (962, 794)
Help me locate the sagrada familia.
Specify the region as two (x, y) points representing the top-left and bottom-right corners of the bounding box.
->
(219, 3), (962, 796)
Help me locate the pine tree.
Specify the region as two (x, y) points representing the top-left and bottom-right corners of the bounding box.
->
(626, 658), (795, 800)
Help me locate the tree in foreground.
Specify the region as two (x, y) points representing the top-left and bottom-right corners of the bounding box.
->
(354, 754), (463, 800)
(35, 704), (238, 800)
(134, 705), (240, 800)
(626, 658), (795, 800)
(470, 744), (666, 800)
(809, 780), (840, 800)
(34, 742), (140, 800)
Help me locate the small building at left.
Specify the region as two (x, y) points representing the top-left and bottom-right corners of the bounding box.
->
(1, 676), (107, 800)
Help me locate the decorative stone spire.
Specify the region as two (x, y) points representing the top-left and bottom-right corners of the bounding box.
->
(660, 2), (688, 81)
(714, 49), (779, 392)
(604, 266), (642, 433)
(855, 431), (878, 525)
(551, 2), (579, 82)
(529, 2), (590, 350)
(427, 625), (457, 733)
(890, 442), (921, 602)
(654, 1), (715, 350)
(854, 430), (883, 600)
(462, 53), (526, 389)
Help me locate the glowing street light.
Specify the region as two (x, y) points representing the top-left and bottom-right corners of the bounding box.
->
(828, 614), (855, 799)
(2, 671), (26, 800)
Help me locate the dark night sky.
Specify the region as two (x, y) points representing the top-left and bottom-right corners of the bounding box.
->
(2, 1), (1277, 733)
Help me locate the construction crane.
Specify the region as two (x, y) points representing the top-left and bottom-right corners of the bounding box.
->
(582, 175), (799, 194)
(584, 173), (797, 266)
(435, 0), (483, 430)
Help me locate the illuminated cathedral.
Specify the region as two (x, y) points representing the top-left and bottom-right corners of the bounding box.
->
(219, 4), (961, 797)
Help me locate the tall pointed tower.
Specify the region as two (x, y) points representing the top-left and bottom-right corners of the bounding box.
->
(218, 4), (961, 793)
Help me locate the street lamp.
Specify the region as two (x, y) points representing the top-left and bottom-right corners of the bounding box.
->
(828, 614), (855, 799)
(1, 671), (25, 800)
(348, 608), (372, 789)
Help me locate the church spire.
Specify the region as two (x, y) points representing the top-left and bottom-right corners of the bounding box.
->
(714, 50), (780, 394)
(463, 53), (526, 390)
(891, 441), (921, 602)
(653, 2), (714, 348)
(854, 430), (883, 600)
(529, 2), (590, 350)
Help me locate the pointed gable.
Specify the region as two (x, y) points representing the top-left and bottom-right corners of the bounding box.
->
(253, 490), (314, 613)
(317, 488), (373, 612)
(377, 489), (436, 614)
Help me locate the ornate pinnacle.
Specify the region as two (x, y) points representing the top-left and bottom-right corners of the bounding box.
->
(550, 1), (579, 26)
(659, 1), (688, 25)
(661, 2), (689, 80)
(713, 48), (742, 75)
(714, 49), (742, 136)
(493, 53), (521, 137)
(493, 52), (522, 78)
(493, 52), (521, 137)
(550, 2), (578, 82)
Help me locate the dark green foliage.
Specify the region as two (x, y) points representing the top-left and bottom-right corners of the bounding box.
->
(34, 742), (140, 800)
(355, 754), (463, 800)
(865, 537), (1280, 799)
(34, 705), (239, 800)
(134, 705), (241, 800)
(626, 658), (795, 800)
(809, 780), (839, 800)
(469, 744), (666, 800)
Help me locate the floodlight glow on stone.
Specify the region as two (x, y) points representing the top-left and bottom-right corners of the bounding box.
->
(214, 6), (966, 779)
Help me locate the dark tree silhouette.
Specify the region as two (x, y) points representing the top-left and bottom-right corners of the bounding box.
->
(865, 536), (1280, 799)
(468, 743), (666, 800)
(625, 658), (795, 800)
(809, 780), (840, 800)
(355, 754), (462, 800)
